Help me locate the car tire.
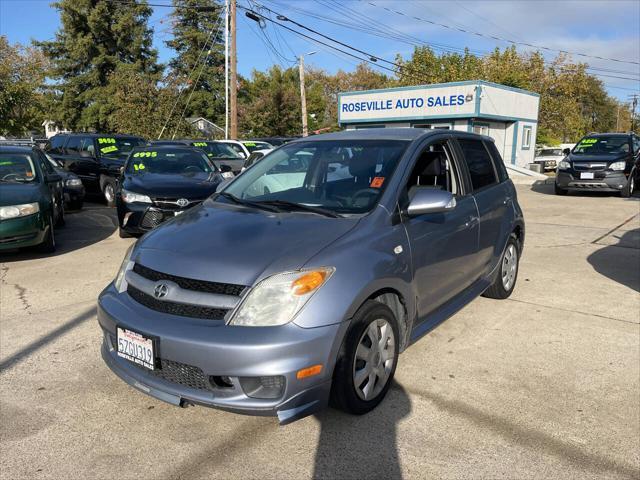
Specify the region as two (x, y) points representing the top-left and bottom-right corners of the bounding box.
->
(330, 300), (399, 415)
(554, 182), (568, 196)
(482, 234), (520, 300)
(55, 203), (65, 227)
(621, 169), (635, 198)
(102, 178), (117, 207)
(38, 215), (56, 253)
(118, 227), (132, 238)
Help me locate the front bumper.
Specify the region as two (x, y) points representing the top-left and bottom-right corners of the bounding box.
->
(63, 186), (85, 206)
(0, 212), (47, 250)
(97, 284), (349, 424)
(556, 171), (628, 192)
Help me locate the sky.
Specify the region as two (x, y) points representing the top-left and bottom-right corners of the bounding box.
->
(1, 0), (639, 101)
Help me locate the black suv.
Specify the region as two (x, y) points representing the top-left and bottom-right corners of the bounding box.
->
(555, 132), (639, 197)
(46, 133), (146, 204)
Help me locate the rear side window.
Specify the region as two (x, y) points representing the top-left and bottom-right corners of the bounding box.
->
(458, 139), (498, 191)
(484, 141), (509, 183)
(46, 136), (66, 154)
(64, 136), (84, 154)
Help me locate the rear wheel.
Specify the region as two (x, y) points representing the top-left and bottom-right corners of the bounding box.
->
(554, 182), (568, 196)
(483, 234), (519, 300)
(330, 301), (399, 415)
(38, 215), (56, 253)
(102, 179), (117, 207)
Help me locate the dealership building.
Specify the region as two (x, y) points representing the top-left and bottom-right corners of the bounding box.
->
(338, 80), (540, 167)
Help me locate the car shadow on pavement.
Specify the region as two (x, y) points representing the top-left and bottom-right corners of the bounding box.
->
(0, 203), (117, 262)
(587, 228), (640, 293)
(530, 180), (640, 199)
(312, 383), (411, 480)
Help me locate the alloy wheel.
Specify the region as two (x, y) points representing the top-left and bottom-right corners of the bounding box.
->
(104, 183), (115, 203)
(501, 243), (518, 291)
(352, 318), (396, 401)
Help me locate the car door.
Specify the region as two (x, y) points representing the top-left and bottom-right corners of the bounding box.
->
(401, 136), (481, 319)
(35, 150), (63, 221)
(455, 137), (512, 275)
(74, 137), (101, 186)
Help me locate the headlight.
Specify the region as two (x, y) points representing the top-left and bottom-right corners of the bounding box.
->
(228, 267), (335, 327)
(65, 178), (83, 187)
(0, 202), (40, 220)
(609, 161), (626, 171)
(114, 243), (135, 292)
(558, 160), (571, 170)
(121, 189), (152, 204)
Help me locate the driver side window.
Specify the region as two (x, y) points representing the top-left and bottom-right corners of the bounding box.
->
(405, 140), (460, 202)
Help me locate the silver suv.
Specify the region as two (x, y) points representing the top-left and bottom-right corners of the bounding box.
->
(98, 128), (525, 424)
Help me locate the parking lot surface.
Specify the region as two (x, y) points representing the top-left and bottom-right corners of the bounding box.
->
(1, 185), (639, 480)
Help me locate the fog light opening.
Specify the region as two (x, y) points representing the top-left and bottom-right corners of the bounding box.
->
(209, 375), (234, 389)
(239, 376), (285, 399)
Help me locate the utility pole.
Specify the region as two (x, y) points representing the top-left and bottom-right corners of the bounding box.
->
(630, 94), (639, 132)
(229, 0), (238, 139)
(298, 51), (316, 137)
(224, 0), (229, 139)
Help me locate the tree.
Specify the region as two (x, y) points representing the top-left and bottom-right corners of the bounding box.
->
(0, 36), (49, 136)
(38, 0), (158, 131)
(165, 0), (225, 126)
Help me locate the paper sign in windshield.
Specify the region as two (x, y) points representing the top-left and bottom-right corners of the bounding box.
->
(370, 177), (385, 188)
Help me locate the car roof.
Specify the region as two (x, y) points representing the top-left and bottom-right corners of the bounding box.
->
(0, 145), (38, 154)
(585, 132), (633, 138)
(287, 127), (493, 143)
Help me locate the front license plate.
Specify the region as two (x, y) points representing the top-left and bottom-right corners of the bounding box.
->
(580, 172), (595, 179)
(116, 327), (155, 370)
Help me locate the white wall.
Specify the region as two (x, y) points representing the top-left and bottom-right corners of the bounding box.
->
(479, 85), (539, 120)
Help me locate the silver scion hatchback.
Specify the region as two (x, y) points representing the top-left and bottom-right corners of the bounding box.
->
(98, 128), (525, 425)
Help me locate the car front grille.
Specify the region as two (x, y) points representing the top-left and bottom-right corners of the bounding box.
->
(573, 162), (607, 172)
(140, 209), (164, 229)
(133, 263), (247, 296)
(145, 358), (210, 390)
(152, 198), (204, 211)
(127, 285), (230, 320)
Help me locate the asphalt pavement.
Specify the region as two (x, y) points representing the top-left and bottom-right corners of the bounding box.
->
(1, 184), (639, 479)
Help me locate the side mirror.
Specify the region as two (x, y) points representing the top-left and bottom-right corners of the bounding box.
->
(219, 164), (232, 173)
(119, 166), (125, 174)
(562, 148), (571, 155)
(46, 173), (62, 183)
(406, 189), (456, 216)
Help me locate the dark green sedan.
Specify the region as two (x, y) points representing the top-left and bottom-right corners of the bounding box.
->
(0, 146), (65, 253)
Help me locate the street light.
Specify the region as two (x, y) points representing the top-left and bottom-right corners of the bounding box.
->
(299, 51), (316, 137)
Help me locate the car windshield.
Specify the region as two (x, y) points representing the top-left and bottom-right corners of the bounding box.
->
(221, 140), (408, 215)
(0, 154), (37, 182)
(220, 142), (246, 157)
(572, 136), (630, 155)
(192, 142), (243, 159)
(243, 141), (272, 153)
(98, 137), (145, 157)
(125, 148), (216, 175)
(539, 149), (562, 156)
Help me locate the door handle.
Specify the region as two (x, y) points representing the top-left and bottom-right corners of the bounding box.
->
(503, 197), (512, 205)
(464, 216), (479, 228)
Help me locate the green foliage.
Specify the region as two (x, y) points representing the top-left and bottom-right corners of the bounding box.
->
(0, 37), (49, 136)
(38, 0), (158, 132)
(165, 0), (225, 126)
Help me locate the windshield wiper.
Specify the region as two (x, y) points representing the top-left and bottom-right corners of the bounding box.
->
(255, 200), (341, 218)
(216, 192), (280, 213)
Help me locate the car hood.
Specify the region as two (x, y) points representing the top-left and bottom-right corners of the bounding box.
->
(568, 152), (629, 163)
(0, 182), (42, 207)
(122, 172), (222, 199)
(134, 200), (360, 286)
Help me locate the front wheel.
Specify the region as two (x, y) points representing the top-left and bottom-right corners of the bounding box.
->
(102, 179), (117, 207)
(483, 234), (520, 299)
(554, 182), (568, 196)
(330, 301), (399, 415)
(621, 169), (635, 198)
(38, 215), (56, 253)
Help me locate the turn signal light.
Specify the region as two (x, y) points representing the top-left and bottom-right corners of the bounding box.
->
(291, 270), (327, 296)
(296, 364), (323, 379)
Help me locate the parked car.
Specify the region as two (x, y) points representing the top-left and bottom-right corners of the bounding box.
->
(241, 140), (274, 154)
(150, 140), (244, 173)
(555, 132), (639, 197)
(44, 153), (85, 210)
(45, 133), (146, 205)
(247, 137), (298, 146)
(116, 145), (231, 237)
(241, 148), (273, 171)
(0, 145), (65, 252)
(98, 128), (524, 425)
(533, 147), (565, 171)
(216, 140), (250, 158)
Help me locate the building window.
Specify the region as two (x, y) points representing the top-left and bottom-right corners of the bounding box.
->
(412, 123), (450, 130)
(473, 123), (490, 136)
(522, 126), (532, 150)
(355, 125), (385, 129)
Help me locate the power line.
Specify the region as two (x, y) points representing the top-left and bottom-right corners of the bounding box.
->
(357, 0), (639, 66)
